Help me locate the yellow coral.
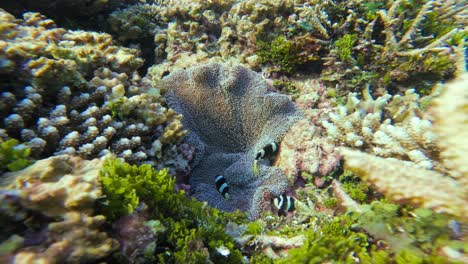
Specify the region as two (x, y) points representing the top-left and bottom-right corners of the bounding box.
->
(1, 155), (103, 217)
(430, 73), (468, 183)
(340, 147), (467, 219)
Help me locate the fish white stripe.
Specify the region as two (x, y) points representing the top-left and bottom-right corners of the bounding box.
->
(271, 142), (277, 152)
(219, 183), (228, 194)
(215, 175), (224, 182)
(286, 196), (292, 211)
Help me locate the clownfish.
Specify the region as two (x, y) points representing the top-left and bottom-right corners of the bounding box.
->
(273, 194), (295, 216)
(253, 142), (279, 175)
(215, 175), (231, 200)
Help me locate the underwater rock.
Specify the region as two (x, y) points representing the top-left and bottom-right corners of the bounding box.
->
(161, 63), (302, 219)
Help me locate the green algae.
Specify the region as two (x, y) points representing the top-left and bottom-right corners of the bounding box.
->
(0, 139), (33, 173)
(257, 36), (298, 73)
(98, 158), (247, 263)
(272, 79), (300, 98)
(335, 34), (358, 62)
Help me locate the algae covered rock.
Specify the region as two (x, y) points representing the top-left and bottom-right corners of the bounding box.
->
(161, 63), (302, 219)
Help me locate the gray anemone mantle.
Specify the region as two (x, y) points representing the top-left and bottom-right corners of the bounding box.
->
(162, 63), (302, 219)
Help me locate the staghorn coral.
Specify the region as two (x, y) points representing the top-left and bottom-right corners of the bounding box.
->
(161, 63), (302, 219)
(0, 155), (118, 263)
(340, 148), (466, 219)
(0, 9), (190, 176)
(339, 74), (468, 219)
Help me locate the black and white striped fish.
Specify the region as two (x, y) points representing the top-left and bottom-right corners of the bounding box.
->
(215, 175), (231, 200)
(256, 142), (278, 161)
(254, 142), (279, 174)
(273, 194), (295, 216)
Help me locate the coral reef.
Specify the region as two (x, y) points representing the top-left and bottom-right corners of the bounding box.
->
(0, 155), (118, 263)
(0, 9), (190, 176)
(111, 0), (327, 82)
(0, 1), (466, 263)
(161, 63), (302, 219)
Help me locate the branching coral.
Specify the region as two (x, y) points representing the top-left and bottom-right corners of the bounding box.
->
(321, 0), (465, 93)
(430, 73), (468, 181)
(161, 63), (302, 219)
(339, 74), (468, 219)
(377, 0), (464, 57)
(340, 148), (466, 218)
(321, 86), (438, 170)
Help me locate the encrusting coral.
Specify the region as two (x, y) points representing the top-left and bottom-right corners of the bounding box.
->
(161, 63), (302, 219)
(0, 9), (190, 176)
(0, 155), (118, 263)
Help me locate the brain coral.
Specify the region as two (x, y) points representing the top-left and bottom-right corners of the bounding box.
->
(161, 63), (302, 219)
